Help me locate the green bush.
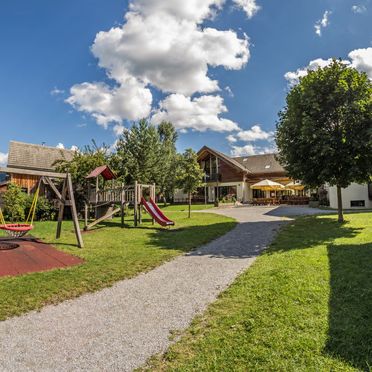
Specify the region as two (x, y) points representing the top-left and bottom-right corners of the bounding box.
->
(1, 183), (57, 222)
(25, 195), (57, 221)
(2, 184), (27, 222)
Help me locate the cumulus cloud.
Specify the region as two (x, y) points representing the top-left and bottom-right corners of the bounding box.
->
(56, 143), (65, 149)
(67, 0), (255, 133)
(232, 0), (260, 18)
(314, 10), (331, 37)
(349, 47), (372, 79)
(152, 94), (240, 132)
(230, 143), (277, 156)
(0, 152), (8, 167)
(284, 47), (372, 86)
(226, 134), (237, 143)
(66, 81), (152, 127)
(351, 4), (367, 13)
(236, 125), (273, 141)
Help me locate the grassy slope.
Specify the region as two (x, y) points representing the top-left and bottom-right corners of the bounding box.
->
(145, 213), (372, 372)
(0, 206), (235, 321)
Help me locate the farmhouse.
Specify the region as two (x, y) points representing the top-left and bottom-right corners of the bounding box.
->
(0, 141), (74, 194)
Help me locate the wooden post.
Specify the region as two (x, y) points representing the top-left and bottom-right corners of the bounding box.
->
(66, 174), (84, 248)
(121, 202), (125, 228)
(134, 181), (138, 227)
(84, 203), (88, 230)
(56, 178), (67, 239)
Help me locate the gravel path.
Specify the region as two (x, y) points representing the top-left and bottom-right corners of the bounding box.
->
(0, 205), (328, 371)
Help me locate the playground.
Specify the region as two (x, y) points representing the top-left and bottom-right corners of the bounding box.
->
(0, 204), (235, 320)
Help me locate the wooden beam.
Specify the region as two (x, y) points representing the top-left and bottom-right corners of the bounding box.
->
(67, 174), (84, 248)
(43, 176), (63, 201)
(0, 167), (66, 178)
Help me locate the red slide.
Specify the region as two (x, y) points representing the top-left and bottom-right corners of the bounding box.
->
(141, 197), (175, 227)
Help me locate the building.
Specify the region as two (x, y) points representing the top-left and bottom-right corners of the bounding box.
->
(329, 183), (372, 209)
(174, 146), (292, 203)
(0, 141), (74, 194)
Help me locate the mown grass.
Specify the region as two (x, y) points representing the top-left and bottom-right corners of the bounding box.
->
(145, 212), (372, 371)
(0, 205), (236, 321)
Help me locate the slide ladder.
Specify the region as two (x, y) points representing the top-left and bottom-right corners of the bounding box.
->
(141, 198), (175, 227)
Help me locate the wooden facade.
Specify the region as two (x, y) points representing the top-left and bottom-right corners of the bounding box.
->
(10, 173), (40, 194)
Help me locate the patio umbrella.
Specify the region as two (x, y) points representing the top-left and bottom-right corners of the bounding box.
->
(285, 181), (305, 191)
(251, 179), (285, 191)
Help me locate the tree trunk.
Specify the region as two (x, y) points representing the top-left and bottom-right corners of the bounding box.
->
(188, 192), (191, 218)
(336, 185), (344, 223)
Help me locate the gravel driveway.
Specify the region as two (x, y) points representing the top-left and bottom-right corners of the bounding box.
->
(0, 205), (329, 371)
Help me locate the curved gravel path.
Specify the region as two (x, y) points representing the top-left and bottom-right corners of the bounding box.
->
(0, 205), (328, 371)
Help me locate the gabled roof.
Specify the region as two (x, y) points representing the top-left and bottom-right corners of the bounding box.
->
(86, 165), (116, 180)
(7, 141), (74, 172)
(198, 146), (285, 175)
(197, 146), (249, 173)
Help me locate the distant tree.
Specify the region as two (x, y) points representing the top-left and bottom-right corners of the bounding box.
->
(54, 141), (110, 208)
(276, 60), (372, 222)
(177, 149), (204, 218)
(157, 121), (179, 205)
(115, 119), (161, 185)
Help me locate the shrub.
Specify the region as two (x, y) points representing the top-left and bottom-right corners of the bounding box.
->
(2, 184), (27, 222)
(25, 195), (57, 221)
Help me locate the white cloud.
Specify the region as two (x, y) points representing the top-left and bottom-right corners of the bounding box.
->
(351, 4), (367, 13)
(230, 143), (277, 156)
(231, 144), (256, 156)
(56, 143), (65, 149)
(50, 87), (65, 96)
(113, 124), (125, 136)
(67, 0), (255, 133)
(66, 80), (152, 128)
(236, 124), (273, 142)
(314, 10), (331, 37)
(91, 11), (249, 95)
(224, 86), (234, 97)
(349, 47), (372, 79)
(232, 0), (260, 18)
(226, 134), (237, 143)
(0, 152), (8, 167)
(152, 94), (240, 132)
(284, 47), (372, 86)
(70, 145), (79, 152)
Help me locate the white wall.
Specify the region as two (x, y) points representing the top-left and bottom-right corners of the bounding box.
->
(329, 183), (372, 209)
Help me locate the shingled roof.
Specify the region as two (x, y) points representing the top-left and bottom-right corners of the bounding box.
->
(234, 153), (285, 174)
(7, 141), (74, 172)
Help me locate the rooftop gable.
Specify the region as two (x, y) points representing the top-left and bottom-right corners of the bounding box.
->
(7, 141), (74, 172)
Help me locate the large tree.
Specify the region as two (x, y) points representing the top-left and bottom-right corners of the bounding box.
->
(157, 121), (179, 205)
(276, 60), (372, 222)
(115, 119), (161, 184)
(177, 149), (204, 218)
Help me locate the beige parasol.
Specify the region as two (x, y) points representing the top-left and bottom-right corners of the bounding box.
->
(285, 181), (305, 191)
(251, 179), (285, 191)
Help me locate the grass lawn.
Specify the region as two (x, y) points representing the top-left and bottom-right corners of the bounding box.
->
(145, 212), (372, 371)
(0, 205), (236, 321)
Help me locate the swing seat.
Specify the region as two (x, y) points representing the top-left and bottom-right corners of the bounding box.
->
(0, 224), (34, 238)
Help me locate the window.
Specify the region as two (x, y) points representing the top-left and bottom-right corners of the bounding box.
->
(350, 200), (365, 207)
(253, 189), (265, 198)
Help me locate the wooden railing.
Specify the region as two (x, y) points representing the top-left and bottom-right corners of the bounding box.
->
(89, 186), (136, 205)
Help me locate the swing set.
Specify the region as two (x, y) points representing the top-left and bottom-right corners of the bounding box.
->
(0, 167), (84, 248)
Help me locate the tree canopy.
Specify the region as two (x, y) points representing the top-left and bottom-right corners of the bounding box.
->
(177, 148), (204, 217)
(276, 59), (372, 221)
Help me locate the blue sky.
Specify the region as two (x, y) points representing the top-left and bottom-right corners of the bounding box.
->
(0, 0), (371, 164)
